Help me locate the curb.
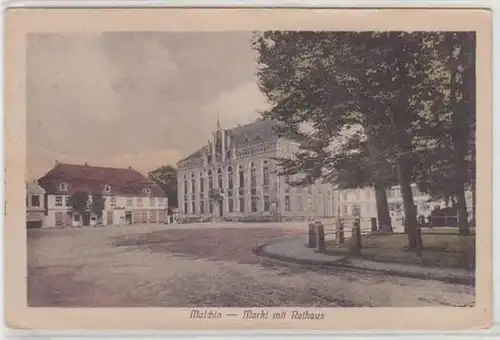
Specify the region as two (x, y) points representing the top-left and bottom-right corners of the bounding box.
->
(253, 243), (475, 287)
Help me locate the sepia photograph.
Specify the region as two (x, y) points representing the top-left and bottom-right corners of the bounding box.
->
(5, 8), (492, 331)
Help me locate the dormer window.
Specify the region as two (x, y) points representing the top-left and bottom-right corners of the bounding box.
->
(143, 187), (151, 195)
(103, 184), (112, 193)
(59, 182), (68, 192)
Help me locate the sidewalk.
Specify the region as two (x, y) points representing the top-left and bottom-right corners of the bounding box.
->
(256, 236), (475, 286)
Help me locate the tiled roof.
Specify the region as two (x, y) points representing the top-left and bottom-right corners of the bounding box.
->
(37, 163), (165, 197)
(179, 119), (283, 164)
(228, 119), (281, 148)
(181, 147), (205, 162)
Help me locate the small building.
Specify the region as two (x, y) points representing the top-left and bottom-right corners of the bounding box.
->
(26, 181), (46, 228)
(37, 162), (168, 227)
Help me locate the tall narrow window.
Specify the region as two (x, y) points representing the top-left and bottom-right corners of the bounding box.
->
(218, 168), (223, 190)
(250, 163), (256, 187)
(208, 170), (213, 190)
(200, 201), (205, 214)
(200, 176), (205, 193)
(228, 166), (233, 189)
(184, 175), (188, 195)
(239, 197), (245, 212)
(263, 161), (269, 186)
(191, 194), (196, 214)
(251, 197), (258, 212)
(191, 174), (196, 194)
(263, 196), (270, 211)
(239, 166), (245, 187)
(228, 198), (233, 213)
(284, 196), (290, 211)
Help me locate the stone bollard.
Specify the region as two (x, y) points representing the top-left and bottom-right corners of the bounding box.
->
(336, 217), (345, 244)
(308, 221), (316, 248)
(371, 217), (378, 232)
(349, 218), (362, 255)
(315, 221), (325, 253)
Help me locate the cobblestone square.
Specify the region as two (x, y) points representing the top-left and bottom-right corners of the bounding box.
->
(28, 223), (474, 307)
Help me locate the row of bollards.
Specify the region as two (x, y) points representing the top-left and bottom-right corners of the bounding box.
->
(308, 218), (362, 255)
(309, 217), (424, 257)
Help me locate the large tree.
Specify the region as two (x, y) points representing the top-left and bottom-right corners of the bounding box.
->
(410, 32), (475, 235)
(68, 191), (89, 221)
(148, 165), (178, 209)
(253, 32), (414, 236)
(254, 31), (456, 247)
(90, 193), (106, 222)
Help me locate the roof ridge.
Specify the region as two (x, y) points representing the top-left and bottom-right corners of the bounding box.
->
(56, 162), (137, 171)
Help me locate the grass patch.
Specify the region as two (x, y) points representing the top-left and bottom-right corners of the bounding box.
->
(325, 230), (475, 270)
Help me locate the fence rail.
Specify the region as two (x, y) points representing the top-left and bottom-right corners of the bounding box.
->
(307, 216), (425, 256)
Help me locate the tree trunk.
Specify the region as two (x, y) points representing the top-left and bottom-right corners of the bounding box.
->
(374, 181), (392, 232)
(396, 159), (418, 248)
(365, 128), (392, 233)
(455, 184), (470, 236)
(449, 60), (470, 236)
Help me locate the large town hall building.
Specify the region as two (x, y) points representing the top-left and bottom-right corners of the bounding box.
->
(176, 119), (335, 221)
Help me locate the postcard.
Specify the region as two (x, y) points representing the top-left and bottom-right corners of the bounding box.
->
(4, 7), (492, 331)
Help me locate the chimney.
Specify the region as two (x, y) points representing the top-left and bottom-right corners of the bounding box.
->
(84, 162), (89, 166)
(128, 166), (132, 170)
(55, 160), (59, 165)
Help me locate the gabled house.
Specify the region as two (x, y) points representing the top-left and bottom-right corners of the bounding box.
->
(26, 181), (46, 228)
(37, 161), (168, 227)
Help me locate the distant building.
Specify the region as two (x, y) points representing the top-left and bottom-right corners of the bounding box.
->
(176, 119), (334, 222)
(335, 185), (474, 219)
(37, 162), (168, 227)
(26, 181), (45, 228)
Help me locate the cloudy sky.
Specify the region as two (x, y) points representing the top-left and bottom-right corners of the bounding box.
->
(27, 32), (269, 180)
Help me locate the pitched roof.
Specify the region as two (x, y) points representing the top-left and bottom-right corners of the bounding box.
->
(227, 118), (281, 148)
(179, 119), (283, 164)
(37, 162), (165, 197)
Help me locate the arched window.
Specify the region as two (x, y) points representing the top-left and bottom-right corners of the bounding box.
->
(191, 174), (196, 194)
(263, 160), (269, 186)
(227, 166), (233, 189)
(208, 170), (213, 190)
(218, 168), (223, 190)
(239, 165), (244, 188)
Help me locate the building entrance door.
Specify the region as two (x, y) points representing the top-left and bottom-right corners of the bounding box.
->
(82, 212), (91, 226)
(218, 200), (223, 217)
(107, 211), (113, 225)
